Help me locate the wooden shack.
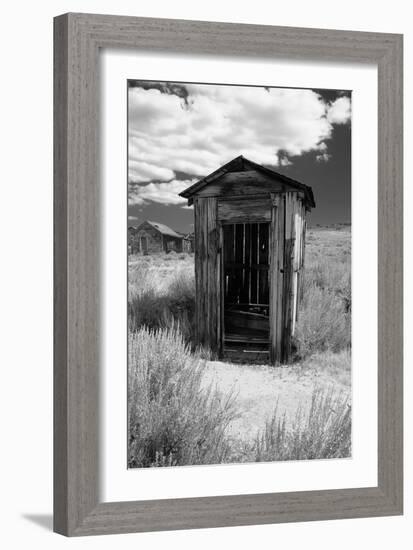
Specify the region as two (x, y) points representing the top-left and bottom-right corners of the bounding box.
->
(128, 226), (138, 254)
(182, 232), (195, 253)
(130, 220), (184, 254)
(179, 155), (315, 364)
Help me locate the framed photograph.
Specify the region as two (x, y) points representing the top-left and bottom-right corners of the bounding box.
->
(54, 13), (403, 536)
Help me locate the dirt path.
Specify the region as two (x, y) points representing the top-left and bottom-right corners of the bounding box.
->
(201, 356), (350, 441)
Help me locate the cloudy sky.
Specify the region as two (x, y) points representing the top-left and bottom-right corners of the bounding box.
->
(128, 81), (351, 234)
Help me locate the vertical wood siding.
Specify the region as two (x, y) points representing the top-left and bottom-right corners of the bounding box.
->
(269, 193), (284, 363)
(194, 197), (220, 353)
(196, 192), (306, 364)
(269, 192), (305, 363)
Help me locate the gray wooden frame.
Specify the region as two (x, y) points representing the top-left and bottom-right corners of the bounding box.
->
(54, 13), (403, 536)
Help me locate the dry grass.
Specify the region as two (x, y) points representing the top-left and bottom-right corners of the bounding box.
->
(295, 349), (351, 387)
(128, 230), (351, 359)
(201, 349), (350, 445)
(127, 228), (352, 466)
(295, 227), (351, 358)
(128, 326), (238, 468)
(128, 252), (194, 299)
(253, 387), (351, 461)
(295, 283), (350, 357)
(128, 255), (196, 343)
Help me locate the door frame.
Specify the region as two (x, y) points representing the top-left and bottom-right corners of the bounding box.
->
(219, 218), (271, 355)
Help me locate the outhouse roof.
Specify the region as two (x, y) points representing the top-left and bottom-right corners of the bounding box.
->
(179, 155), (315, 208)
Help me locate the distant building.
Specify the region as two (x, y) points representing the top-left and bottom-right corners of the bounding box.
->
(183, 231), (195, 253)
(129, 220), (184, 254)
(128, 226), (138, 253)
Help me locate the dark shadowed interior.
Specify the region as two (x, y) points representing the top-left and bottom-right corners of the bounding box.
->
(223, 222), (270, 349)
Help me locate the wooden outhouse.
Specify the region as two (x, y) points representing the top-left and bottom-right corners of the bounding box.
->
(179, 155), (315, 364)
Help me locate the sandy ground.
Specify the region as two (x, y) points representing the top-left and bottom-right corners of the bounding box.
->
(201, 357), (350, 441)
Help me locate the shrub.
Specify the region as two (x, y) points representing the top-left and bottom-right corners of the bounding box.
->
(128, 326), (238, 468)
(302, 260), (351, 311)
(254, 388), (351, 462)
(128, 261), (154, 300)
(163, 250), (177, 260)
(128, 269), (196, 344)
(295, 283), (350, 358)
(299, 350), (351, 387)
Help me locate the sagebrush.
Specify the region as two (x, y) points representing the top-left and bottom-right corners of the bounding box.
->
(128, 240), (351, 359)
(253, 388), (351, 461)
(128, 265), (195, 344)
(127, 230), (351, 467)
(128, 326), (238, 467)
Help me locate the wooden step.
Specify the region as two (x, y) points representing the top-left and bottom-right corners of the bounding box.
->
(224, 334), (269, 344)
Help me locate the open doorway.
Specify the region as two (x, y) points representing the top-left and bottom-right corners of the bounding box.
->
(140, 236), (148, 255)
(223, 222), (270, 351)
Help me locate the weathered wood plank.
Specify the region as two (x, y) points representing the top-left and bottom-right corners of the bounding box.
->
(206, 200), (212, 350)
(269, 193), (283, 363)
(281, 193), (291, 362)
(194, 199), (203, 345)
(202, 199), (209, 347)
(207, 197), (219, 352)
(197, 170), (285, 198)
(218, 224), (224, 357)
(223, 224), (235, 304)
(250, 223), (258, 304)
(291, 196), (302, 334)
(295, 200), (306, 325)
(259, 223), (269, 305)
(194, 197), (220, 353)
(282, 193), (298, 361)
(243, 223), (251, 303)
(218, 197), (271, 222)
(276, 195), (285, 362)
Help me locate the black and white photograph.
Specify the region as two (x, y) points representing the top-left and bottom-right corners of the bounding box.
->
(0, 0), (406, 544)
(127, 79), (352, 468)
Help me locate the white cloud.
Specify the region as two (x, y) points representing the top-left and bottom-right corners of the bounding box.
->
(129, 160), (174, 182)
(327, 96), (351, 124)
(128, 215), (138, 221)
(129, 179), (197, 206)
(128, 85), (351, 205)
(316, 153), (331, 162)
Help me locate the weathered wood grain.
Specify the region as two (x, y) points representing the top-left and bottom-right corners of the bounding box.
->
(54, 13), (100, 535)
(54, 12), (403, 536)
(281, 193), (294, 361)
(218, 197), (271, 223)
(197, 170), (285, 198)
(194, 197), (220, 351)
(269, 195), (279, 362)
(218, 225), (224, 356)
(194, 198), (202, 344)
(276, 195), (286, 362)
(180, 156), (314, 206)
(54, 15), (69, 536)
(208, 197), (219, 351)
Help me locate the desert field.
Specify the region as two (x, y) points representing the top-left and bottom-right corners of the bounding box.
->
(128, 226), (351, 467)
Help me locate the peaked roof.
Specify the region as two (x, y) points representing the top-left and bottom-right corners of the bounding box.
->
(138, 220), (183, 239)
(179, 155), (315, 208)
